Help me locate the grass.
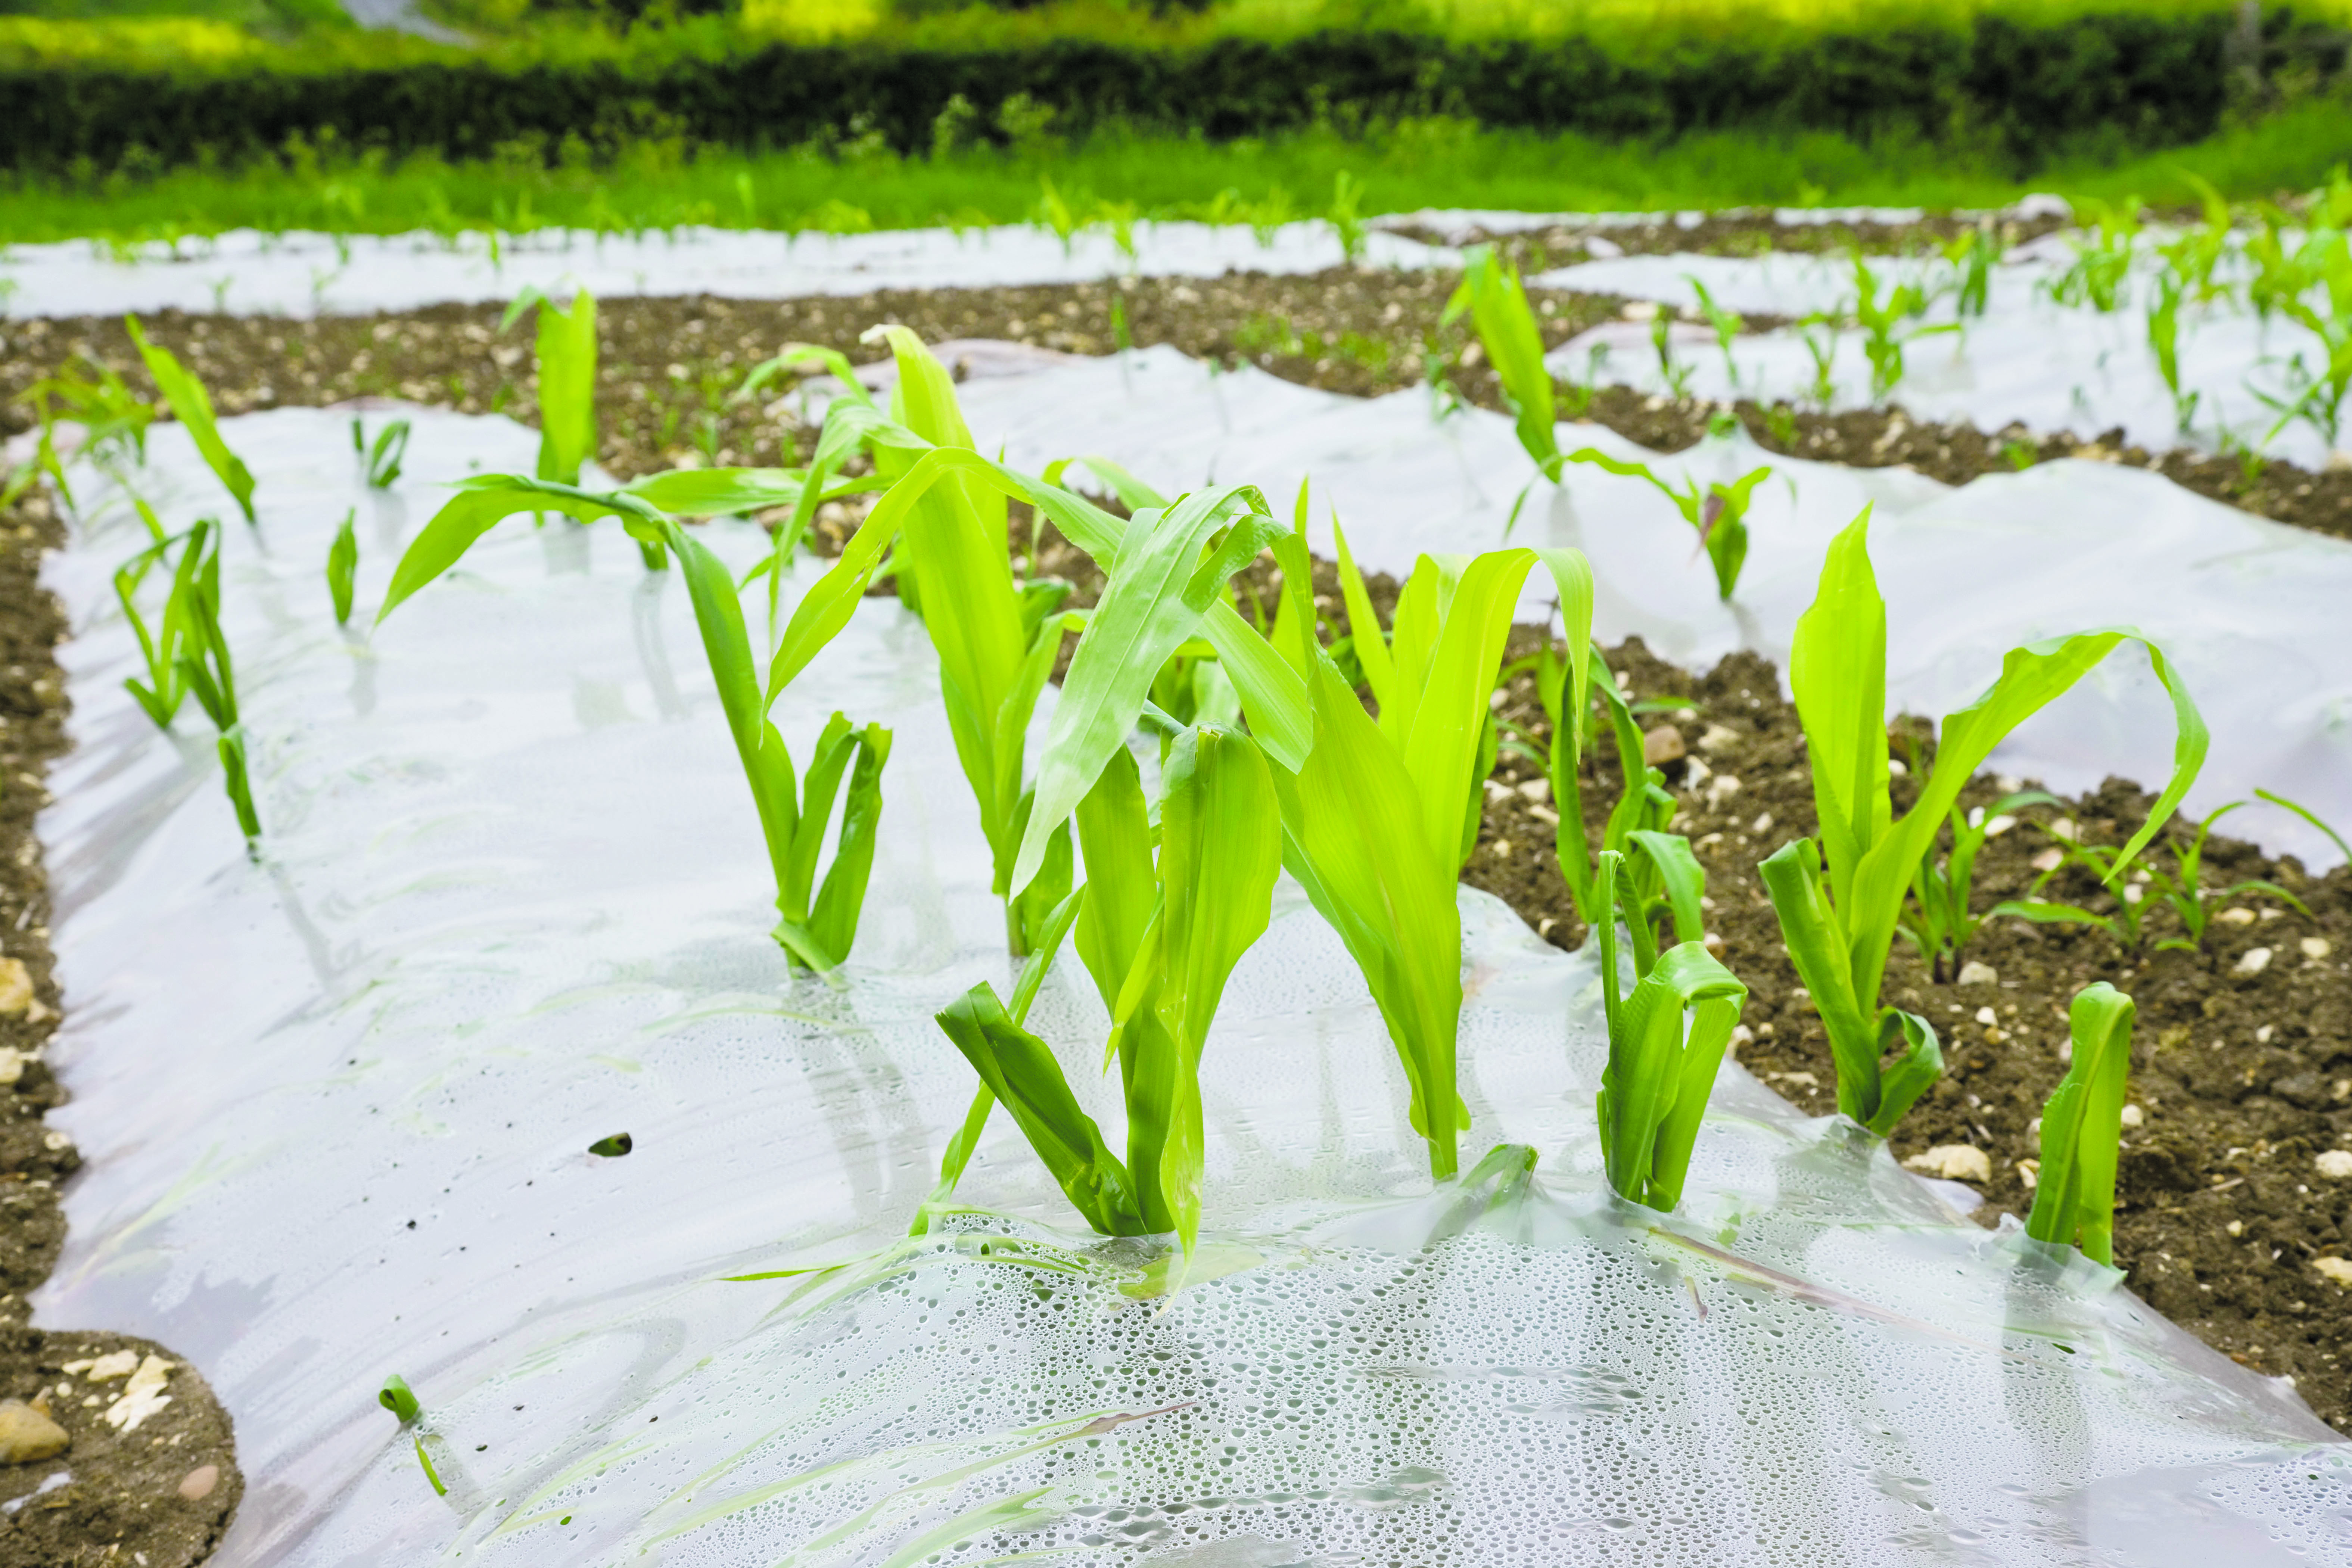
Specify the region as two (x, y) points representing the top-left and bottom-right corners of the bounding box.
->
(8, 103), (2352, 249)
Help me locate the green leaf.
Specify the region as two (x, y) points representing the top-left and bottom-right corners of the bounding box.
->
(2026, 982), (2136, 1263)
(1011, 484), (1283, 895)
(622, 467), (811, 517)
(508, 286), (598, 485)
(933, 983), (1147, 1237)
(377, 474), (660, 623)
(1597, 940), (1746, 1212)
(125, 315), (255, 523)
(1789, 507), (1891, 918)
(327, 507), (358, 625)
(1757, 839), (1885, 1126)
(1866, 1008), (1944, 1137)
(1445, 246), (1558, 473)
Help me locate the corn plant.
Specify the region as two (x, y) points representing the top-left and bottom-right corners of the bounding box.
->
(1850, 257), (1955, 405)
(1798, 313), (1839, 408)
(327, 507), (358, 625)
(930, 727), (1280, 1255)
(378, 473), (894, 971)
(1686, 275), (1744, 388)
(1592, 846), (1746, 1213)
(1441, 247), (1561, 512)
(1561, 447), (1771, 601)
(2160, 175), (2237, 307)
(501, 286), (599, 489)
(352, 416), (410, 489)
(2255, 234), (2352, 447)
(116, 519), (259, 840)
(2025, 983), (2135, 1264)
(1994, 800), (2308, 953)
(1327, 170), (1369, 264)
(1271, 527), (1595, 1180)
(1759, 511), (2205, 1136)
(1893, 786), (2061, 981)
(1942, 221), (1997, 318)
(15, 352), (152, 508)
(2147, 273), (2201, 433)
(126, 317), (255, 524)
(2047, 197), (2142, 313)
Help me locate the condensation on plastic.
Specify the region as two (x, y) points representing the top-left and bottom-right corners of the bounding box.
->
(29, 407), (2352, 1566)
(1532, 246), (2350, 469)
(924, 344), (2352, 875)
(0, 220), (1452, 321)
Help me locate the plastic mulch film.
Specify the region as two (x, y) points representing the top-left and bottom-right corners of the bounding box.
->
(31, 408), (2352, 1566)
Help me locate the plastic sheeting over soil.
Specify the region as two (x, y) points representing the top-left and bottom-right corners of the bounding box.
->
(29, 407), (2352, 1565)
(933, 345), (2352, 874)
(1534, 248), (2352, 471)
(0, 222), (1451, 320)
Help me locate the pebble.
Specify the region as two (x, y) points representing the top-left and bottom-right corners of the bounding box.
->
(2234, 947), (2274, 976)
(2219, 908), (2258, 925)
(102, 1356), (173, 1433)
(1904, 1145), (1991, 1183)
(2029, 847), (2065, 872)
(2303, 937), (2332, 960)
(1514, 777), (1550, 804)
(1704, 774), (1741, 804)
(0, 959), (29, 1018)
(0, 1400), (69, 1464)
(1696, 723), (1741, 755)
(2317, 1150), (2352, 1180)
(1642, 725), (1686, 765)
(2316, 1257), (2352, 1288)
(2121, 1104), (2145, 1127)
(1974, 1006), (1998, 1026)
(1956, 961), (1998, 986)
(177, 1464), (218, 1501)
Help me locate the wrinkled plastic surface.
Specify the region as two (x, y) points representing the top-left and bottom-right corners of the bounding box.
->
(1534, 247), (2350, 469)
(0, 221), (1449, 320)
(934, 345), (2352, 874)
(29, 407), (2352, 1566)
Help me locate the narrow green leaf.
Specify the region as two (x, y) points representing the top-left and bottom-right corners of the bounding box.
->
(2026, 982), (2135, 1263)
(125, 315), (255, 523)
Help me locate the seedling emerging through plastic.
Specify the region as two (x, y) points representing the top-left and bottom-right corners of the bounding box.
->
(1849, 256), (1956, 405)
(930, 727), (1280, 1255)
(352, 417), (410, 489)
(116, 519), (260, 840)
(1561, 447), (1771, 601)
(126, 316), (255, 523)
(500, 286), (600, 489)
(326, 508), (358, 625)
(1592, 846), (1746, 1213)
(1292, 527), (1595, 1180)
(377, 1375), (445, 1497)
(377, 475), (892, 972)
(1759, 510), (2205, 1136)
(2025, 983), (2135, 1264)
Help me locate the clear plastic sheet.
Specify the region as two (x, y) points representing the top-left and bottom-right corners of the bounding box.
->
(29, 407), (2352, 1566)
(1532, 248), (2349, 469)
(0, 221), (1449, 320)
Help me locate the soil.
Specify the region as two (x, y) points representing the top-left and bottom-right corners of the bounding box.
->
(1465, 634), (2352, 1435)
(4, 264), (2350, 543)
(0, 483), (243, 1565)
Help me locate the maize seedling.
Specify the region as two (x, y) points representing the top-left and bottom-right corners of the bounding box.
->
(929, 727), (1280, 1255)
(126, 316), (255, 524)
(1893, 783), (2063, 981)
(2146, 273), (2201, 435)
(1281, 524), (1595, 1179)
(352, 416), (410, 489)
(1994, 800), (2308, 953)
(326, 507), (358, 625)
(2025, 983), (2135, 1264)
(500, 285), (601, 492)
(1591, 846), (1746, 1213)
(2048, 197), (2142, 314)
(115, 518), (259, 840)
(1759, 510), (2205, 1136)
(1850, 256), (1956, 405)
(15, 352), (152, 509)
(1560, 447), (1771, 601)
(377, 474), (891, 971)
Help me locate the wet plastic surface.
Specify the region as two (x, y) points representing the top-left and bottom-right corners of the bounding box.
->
(30, 407), (2352, 1566)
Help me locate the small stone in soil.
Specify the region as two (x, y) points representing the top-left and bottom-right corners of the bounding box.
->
(178, 1463), (219, 1500)
(1643, 725), (1686, 765)
(2235, 948), (2274, 976)
(1957, 961), (1998, 986)
(0, 1399), (69, 1463)
(1905, 1145), (1992, 1183)
(2317, 1150), (2352, 1180)
(0, 958), (30, 1016)
(2316, 1258), (2352, 1287)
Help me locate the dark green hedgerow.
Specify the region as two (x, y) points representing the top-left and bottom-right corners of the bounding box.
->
(2, 13), (2342, 176)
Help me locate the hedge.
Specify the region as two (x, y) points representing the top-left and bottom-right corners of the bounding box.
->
(0, 12), (2339, 175)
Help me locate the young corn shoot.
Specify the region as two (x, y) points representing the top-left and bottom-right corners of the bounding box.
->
(1560, 448), (1771, 601)
(1760, 510), (2206, 1136)
(378, 473), (893, 971)
(1510, 635), (1677, 930)
(352, 416), (411, 489)
(1995, 800), (2309, 953)
(126, 316), (255, 523)
(2025, 983), (2135, 1264)
(1894, 785), (2062, 981)
(1592, 846), (1746, 1213)
(327, 507), (358, 625)
(1850, 256), (1956, 405)
(1441, 246), (1561, 528)
(500, 285), (601, 489)
(1290, 523), (1595, 1179)
(16, 352), (153, 507)
(116, 519), (259, 839)
(930, 727), (1280, 1255)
